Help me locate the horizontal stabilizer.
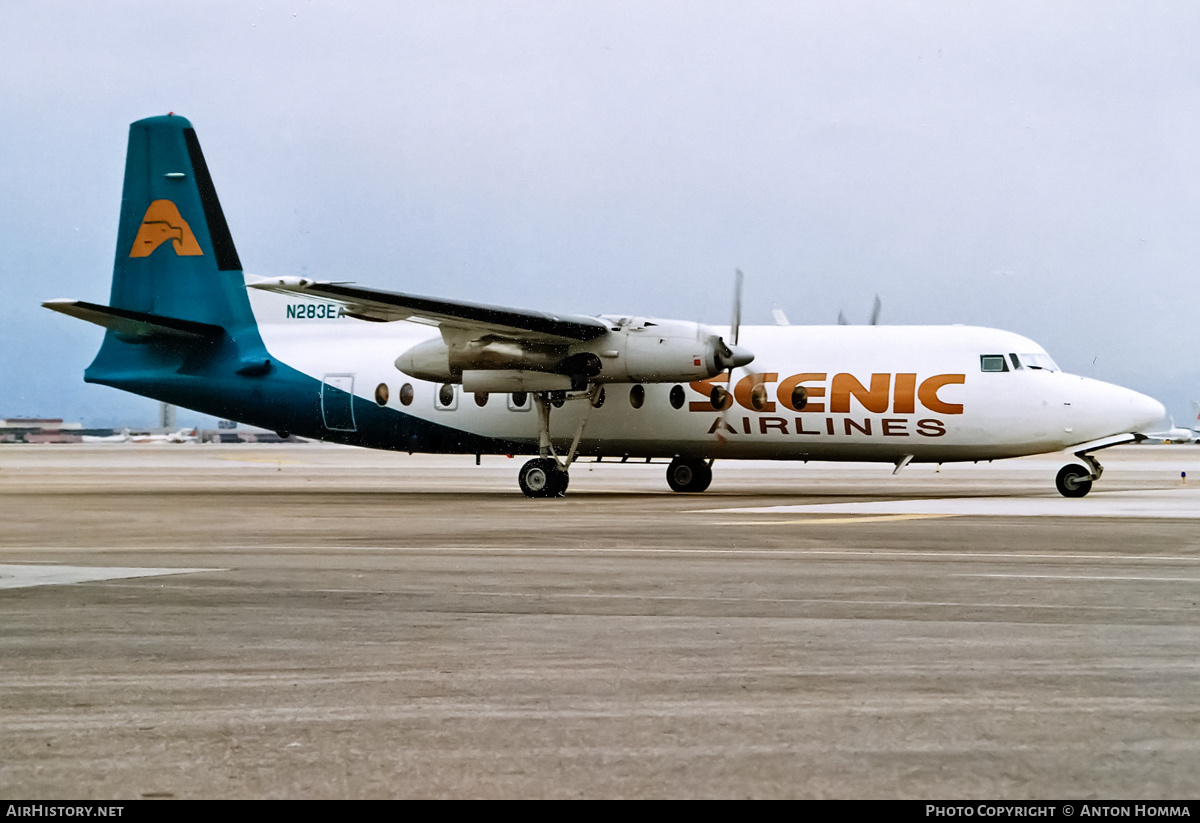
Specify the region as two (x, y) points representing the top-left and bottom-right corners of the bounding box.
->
(42, 299), (224, 340)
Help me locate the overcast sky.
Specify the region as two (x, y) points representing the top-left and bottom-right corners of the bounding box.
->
(3, 1), (1198, 427)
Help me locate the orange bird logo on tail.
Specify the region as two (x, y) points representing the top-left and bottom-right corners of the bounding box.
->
(129, 200), (203, 257)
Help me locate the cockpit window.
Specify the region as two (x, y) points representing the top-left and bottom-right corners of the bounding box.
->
(980, 354), (1009, 372)
(1019, 353), (1059, 372)
(1009, 353), (1022, 370)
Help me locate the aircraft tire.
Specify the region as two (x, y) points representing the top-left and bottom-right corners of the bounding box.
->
(519, 457), (569, 498)
(1055, 464), (1093, 498)
(666, 458), (713, 493)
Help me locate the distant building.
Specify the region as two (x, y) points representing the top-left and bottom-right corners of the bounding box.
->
(1, 417), (304, 445)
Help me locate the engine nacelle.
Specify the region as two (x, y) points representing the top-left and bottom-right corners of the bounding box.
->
(584, 317), (751, 383)
(395, 336), (564, 383)
(394, 317), (753, 386)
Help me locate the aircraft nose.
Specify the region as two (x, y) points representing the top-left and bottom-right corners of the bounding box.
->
(1070, 378), (1167, 441)
(1126, 389), (1167, 433)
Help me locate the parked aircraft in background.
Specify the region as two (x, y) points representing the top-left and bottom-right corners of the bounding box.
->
(81, 429), (131, 444)
(81, 428), (198, 444)
(129, 428), (199, 444)
(44, 115), (1167, 497)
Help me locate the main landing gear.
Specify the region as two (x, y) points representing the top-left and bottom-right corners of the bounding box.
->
(517, 388), (598, 498)
(515, 387), (718, 498)
(666, 457), (713, 493)
(518, 456), (569, 498)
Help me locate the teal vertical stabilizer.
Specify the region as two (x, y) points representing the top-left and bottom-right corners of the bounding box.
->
(74, 114), (274, 409)
(108, 113), (254, 332)
(42, 115), (559, 452)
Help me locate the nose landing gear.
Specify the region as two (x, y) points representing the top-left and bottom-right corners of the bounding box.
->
(1055, 464), (1093, 498)
(1053, 436), (1138, 498)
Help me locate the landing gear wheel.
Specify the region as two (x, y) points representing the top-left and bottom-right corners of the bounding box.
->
(666, 458), (713, 493)
(519, 458), (569, 498)
(1056, 464), (1093, 498)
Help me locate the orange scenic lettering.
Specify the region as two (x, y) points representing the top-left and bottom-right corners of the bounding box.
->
(776, 373), (826, 412)
(918, 374), (966, 414)
(830, 373), (890, 414)
(689, 374), (729, 412)
(690, 371), (967, 415)
(893, 373), (917, 414)
(735, 373), (778, 412)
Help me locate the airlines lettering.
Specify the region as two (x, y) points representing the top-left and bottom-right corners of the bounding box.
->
(286, 304), (345, 319)
(689, 372), (966, 415)
(707, 416), (947, 438)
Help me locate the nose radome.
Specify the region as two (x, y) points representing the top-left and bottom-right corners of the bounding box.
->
(1073, 378), (1167, 440)
(1127, 390), (1167, 432)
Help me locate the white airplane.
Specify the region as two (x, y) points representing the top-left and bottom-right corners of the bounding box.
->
(81, 428), (131, 444)
(129, 428), (199, 444)
(44, 114), (1167, 498)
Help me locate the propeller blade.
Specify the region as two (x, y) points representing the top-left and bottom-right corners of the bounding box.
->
(715, 269), (749, 444)
(711, 376), (733, 444)
(869, 294), (882, 325)
(731, 269), (743, 346)
(837, 310), (848, 325)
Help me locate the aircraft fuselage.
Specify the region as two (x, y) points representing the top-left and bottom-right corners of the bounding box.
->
(238, 285), (1163, 464)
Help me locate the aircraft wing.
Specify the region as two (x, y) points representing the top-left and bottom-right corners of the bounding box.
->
(249, 277), (610, 343)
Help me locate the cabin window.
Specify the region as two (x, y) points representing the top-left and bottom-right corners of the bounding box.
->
(630, 384), (645, 409)
(374, 383), (389, 406)
(980, 355), (1009, 372)
(750, 383), (770, 411)
(474, 392), (488, 407)
(399, 383), (414, 406)
(669, 385), (685, 409)
(436, 383), (457, 410)
(508, 391), (530, 411)
(791, 385), (808, 410)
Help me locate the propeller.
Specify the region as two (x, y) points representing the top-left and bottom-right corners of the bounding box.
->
(708, 270), (741, 416)
(711, 269), (761, 443)
(731, 268), (742, 347)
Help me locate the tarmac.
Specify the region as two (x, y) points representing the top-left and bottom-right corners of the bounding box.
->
(1, 443), (1198, 799)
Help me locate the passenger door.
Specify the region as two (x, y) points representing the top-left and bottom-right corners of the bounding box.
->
(321, 374), (357, 432)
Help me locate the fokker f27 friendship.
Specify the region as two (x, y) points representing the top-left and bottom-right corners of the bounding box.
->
(45, 115), (1167, 497)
